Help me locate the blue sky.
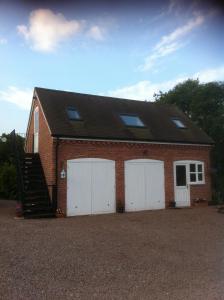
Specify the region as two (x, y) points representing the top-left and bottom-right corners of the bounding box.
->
(0, 0), (224, 134)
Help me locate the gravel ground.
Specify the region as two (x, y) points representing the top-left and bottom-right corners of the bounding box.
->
(0, 200), (224, 300)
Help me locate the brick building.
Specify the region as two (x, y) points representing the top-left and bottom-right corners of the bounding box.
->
(25, 87), (213, 216)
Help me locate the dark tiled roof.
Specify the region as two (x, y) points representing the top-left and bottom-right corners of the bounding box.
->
(35, 87), (213, 145)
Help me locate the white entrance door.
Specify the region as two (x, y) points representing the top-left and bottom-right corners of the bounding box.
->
(174, 163), (190, 207)
(67, 158), (115, 216)
(33, 107), (39, 153)
(125, 159), (165, 211)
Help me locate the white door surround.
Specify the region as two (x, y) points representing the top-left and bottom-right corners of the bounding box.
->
(67, 158), (116, 216)
(174, 160), (205, 207)
(174, 162), (190, 207)
(125, 159), (165, 212)
(33, 107), (39, 153)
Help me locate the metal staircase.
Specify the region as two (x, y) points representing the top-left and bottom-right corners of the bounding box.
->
(11, 130), (55, 219)
(22, 153), (55, 218)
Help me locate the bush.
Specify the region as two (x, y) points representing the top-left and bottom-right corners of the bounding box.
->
(0, 163), (17, 199)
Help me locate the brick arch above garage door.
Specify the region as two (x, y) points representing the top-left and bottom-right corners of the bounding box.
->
(125, 159), (165, 211)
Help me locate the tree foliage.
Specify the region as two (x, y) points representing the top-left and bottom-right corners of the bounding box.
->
(0, 133), (25, 200)
(154, 79), (224, 202)
(0, 163), (17, 199)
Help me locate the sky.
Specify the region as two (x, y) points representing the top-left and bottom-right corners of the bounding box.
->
(0, 0), (224, 134)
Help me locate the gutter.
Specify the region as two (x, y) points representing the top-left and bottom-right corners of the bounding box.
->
(51, 135), (214, 147)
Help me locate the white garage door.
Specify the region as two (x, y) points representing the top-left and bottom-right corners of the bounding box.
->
(125, 159), (165, 211)
(67, 158), (115, 216)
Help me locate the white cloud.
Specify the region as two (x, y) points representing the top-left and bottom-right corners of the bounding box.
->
(156, 15), (204, 49)
(87, 25), (105, 41)
(107, 78), (186, 100)
(17, 9), (83, 52)
(193, 66), (224, 82)
(0, 38), (7, 45)
(0, 86), (33, 110)
(107, 66), (224, 101)
(140, 15), (205, 71)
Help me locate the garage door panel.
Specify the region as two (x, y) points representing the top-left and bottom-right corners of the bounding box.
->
(67, 162), (92, 216)
(125, 159), (165, 212)
(92, 162), (115, 214)
(125, 163), (145, 211)
(145, 163), (165, 210)
(67, 159), (115, 216)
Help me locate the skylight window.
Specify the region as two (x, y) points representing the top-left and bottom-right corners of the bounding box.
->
(67, 107), (81, 120)
(120, 114), (145, 127)
(172, 118), (186, 129)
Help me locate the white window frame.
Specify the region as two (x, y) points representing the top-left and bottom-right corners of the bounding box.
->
(189, 161), (205, 185)
(34, 106), (39, 134)
(174, 160), (205, 186)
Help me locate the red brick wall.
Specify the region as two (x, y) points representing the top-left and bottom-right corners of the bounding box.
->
(25, 99), (55, 197)
(25, 104), (212, 215)
(56, 139), (212, 215)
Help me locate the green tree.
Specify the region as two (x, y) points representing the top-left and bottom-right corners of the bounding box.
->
(154, 79), (224, 203)
(0, 133), (25, 200)
(0, 133), (24, 165)
(0, 163), (17, 199)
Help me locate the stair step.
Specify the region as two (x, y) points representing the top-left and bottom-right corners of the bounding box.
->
(24, 160), (41, 165)
(23, 175), (44, 181)
(23, 163), (42, 169)
(24, 159), (40, 163)
(24, 212), (55, 219)
(24, 182), (46, 186)
(25, 198), (50, 204)
(24, 197), (50, 203)
(24, 154), (40, 159)
(23, 202), (53, 209)
(24, 178), (45, 183)
(23, 169), (43, 175)
(23, 165), (43, 170)
(24, 187), (46, 192)
(24, 193), (49, 199)
(23, 205), (53, 212)
(24, 190), (48, 196)
(24, 153), (40, 157)
(23, 202), (51, 208)
(23, 174), (43, 179)
(24, 186), (47, 192)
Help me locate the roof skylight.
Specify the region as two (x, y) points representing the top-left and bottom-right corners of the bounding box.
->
(120, 114), (145, 127)
(67, 107), (81, 120)
(172, 118), (186, 129)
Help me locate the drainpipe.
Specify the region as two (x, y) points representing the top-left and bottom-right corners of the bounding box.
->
(54, 137), (59, 212)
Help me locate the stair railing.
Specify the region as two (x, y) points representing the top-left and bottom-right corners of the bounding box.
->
(10, 130), (25, 210)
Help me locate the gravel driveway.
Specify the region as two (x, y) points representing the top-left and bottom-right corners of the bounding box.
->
(0, 200), (224, 300)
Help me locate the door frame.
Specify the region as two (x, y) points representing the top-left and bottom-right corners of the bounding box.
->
(173, 160), (205, 207)
(173, 161), (190, 207)
(33, 106), (39, 153)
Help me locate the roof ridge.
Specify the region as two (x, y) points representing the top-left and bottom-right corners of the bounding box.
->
(35, 86), (156, 104)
